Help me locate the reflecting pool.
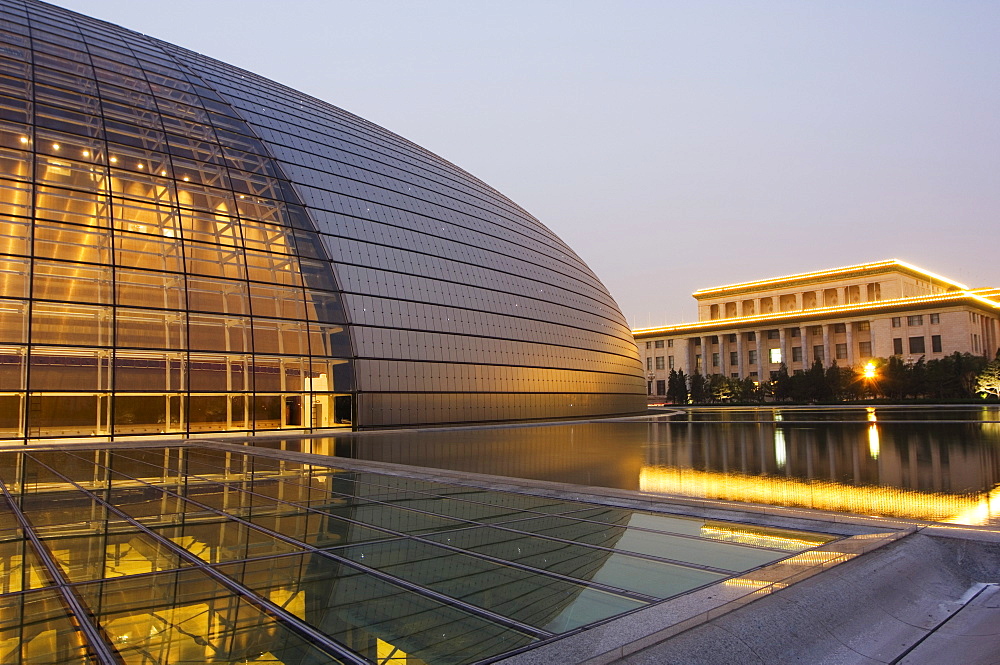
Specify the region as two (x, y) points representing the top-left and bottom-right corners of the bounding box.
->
(261, 405), (1000, 526)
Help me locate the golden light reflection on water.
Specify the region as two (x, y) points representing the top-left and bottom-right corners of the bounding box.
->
(639, 466), (996, 524)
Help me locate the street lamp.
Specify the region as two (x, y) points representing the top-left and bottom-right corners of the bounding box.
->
(647, 371), (655, 396)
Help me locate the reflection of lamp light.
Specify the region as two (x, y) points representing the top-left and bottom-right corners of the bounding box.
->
(774, 427), (787, 467)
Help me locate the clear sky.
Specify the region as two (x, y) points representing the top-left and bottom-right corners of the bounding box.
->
(49, 0), (1000, 328)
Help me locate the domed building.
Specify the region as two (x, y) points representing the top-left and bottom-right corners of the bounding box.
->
(0, 0), (645, 440)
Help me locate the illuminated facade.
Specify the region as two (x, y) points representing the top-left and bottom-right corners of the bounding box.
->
(0, 0), (645, 441)
(635, 260), (1000, 393)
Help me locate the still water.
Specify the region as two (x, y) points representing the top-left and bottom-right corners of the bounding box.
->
(262, 405), (1000, 527)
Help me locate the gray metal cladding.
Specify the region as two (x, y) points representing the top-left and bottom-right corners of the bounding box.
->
(1, 0), (646, 435)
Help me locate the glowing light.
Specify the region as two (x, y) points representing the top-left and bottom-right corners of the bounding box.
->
(183, 176), (190, 182)
(863, 363), (877, 380)
(692, 259), (969, 298)
(639, 466), (992, 523)
(137, 163), (144, 169)
(81, 150), (90, 157)
(774, 428), (787, 468)
(633, 290), (1000, 336)
(160, 170), (168, 176)
(18, 136), (28, 143)
(109, 156), (117, 163)
(51, 143), (60, 150)
(868, 423), (880, 459)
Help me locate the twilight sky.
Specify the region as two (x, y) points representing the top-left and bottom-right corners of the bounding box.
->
(51, 0), (1000, 329)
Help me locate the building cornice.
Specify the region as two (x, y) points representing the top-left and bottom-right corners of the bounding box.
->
(633, 291), (1000, 337)
(691, 259), (968, 300)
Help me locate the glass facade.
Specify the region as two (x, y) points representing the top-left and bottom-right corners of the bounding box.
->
(0, 0), (646, 440)
(0, 443), (833, 663)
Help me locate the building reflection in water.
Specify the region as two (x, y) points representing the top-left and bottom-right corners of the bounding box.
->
(271, 407), (1000, 526)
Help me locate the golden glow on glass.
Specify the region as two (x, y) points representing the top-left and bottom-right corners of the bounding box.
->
(638, 466), (995, 524)
(774, 428), (787, 468)
(633, 290), (1000, 335)
(699, 525), (825, 551)
(692, 259), (969, 298)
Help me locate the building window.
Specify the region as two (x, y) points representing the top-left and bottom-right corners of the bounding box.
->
(655, 356), (665, 370)
(646, 357), (652, 370)
(748, 350), (757, 365)
(859, 341), (872, 358)
(909, 336), (925, 354)
(833, 323), (846, 333)
(656, 380), (666, 396)
(750, 371), (759, 379)
(728, 334), (736, 343)
(891, 317), (901, 328)
(769, 348), (782, 364)
(667, 339), (674, 347)
(695, 354), (702, 372)
(810, 326), (822, 336)
(792, 346), (803, 362)
(747, 332), (756, 341)
(814, 345), (824, 362)
(857, 321), (870, 332)
(731, 372), (739, 379)
(668, 355), (675, 369)
(712, 352), (720, 367)
(730, 351), (738, 366)
(893, 338), (903, 355)
(767, 330), (779, 339)
(654, 340), (664, 348)
(930, 313), (940, 324)
(770, 370), (779, 379)
(932, 335), (942, 353)
(694, 338), (701, 346)
(790, 328), (800, 338)
(645, 341), (651, 349)
(836, 343), (847, 359)
(907, 315), (923, 326)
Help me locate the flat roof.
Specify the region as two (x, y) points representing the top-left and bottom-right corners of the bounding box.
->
(692, 259), (969, 299)
(0, 443), (837, 664)
(634, 290), (1000, 337)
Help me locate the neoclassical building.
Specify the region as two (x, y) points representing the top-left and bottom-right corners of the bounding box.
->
(634, 260), (1000, 395)
(0, 0), (645, 441)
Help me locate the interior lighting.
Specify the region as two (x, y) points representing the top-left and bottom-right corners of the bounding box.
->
(82, 150), (90, 157)
(137, 163), (144, 169)
(51, 143), (60, 150)
(160, 170), (167, 176)
(110, 156), (117, 163)
(183, 176), (190, 182)
(18, 136), (28, 143)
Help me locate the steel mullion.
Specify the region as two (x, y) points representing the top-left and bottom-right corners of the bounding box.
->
(26, 455), (370, 665)
(0, 477), (124, 665)
(43, 453), (553, 641)
(77, 451), (668, 600)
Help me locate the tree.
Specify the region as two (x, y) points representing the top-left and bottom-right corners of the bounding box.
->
(688, 372), (707, 404)
(670, 369), (688, 404)
(772, 363), (791, 401)
(975, 351), (1000, 399)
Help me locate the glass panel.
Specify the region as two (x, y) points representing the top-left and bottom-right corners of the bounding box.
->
(333, 539), (646, 633)
(424, 527), (725, 599)
(0, 590), (93, 664)
(498, 515), (788, 573)
(76, 568), (344, 664)
(215, 553), (535, 663)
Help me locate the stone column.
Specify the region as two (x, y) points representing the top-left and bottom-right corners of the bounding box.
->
(758, 329), (769, 377)
(778, 328), (788, 368)
(700, 335), (712, 375)
(846, 322), (855, 366)
(736, 331), (745, 378)
(801, 325), (811, 367)
(685, 338), (695, 375)
(821, 324), (831, 366)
